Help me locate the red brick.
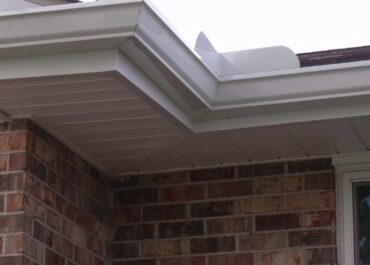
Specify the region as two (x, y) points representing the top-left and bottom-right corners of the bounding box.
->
(287, 191), (335, 210)
(159, 221), (203, 238)
(208, 180), (253, 198)
(114, 188), (158, 206)
(240, 196), (285, 214)
(5, 234), (23, 253)
(108, 207), (141, 224)
(8, 132), (27, 151)
(141, 240), (187, 257)
(33, 221), (53, 246)
(143, 204), (186, 221)
(258, 250), (305, 265)
(239, 162), (285, 178)
(305, 172), (335, 190)
(0, 256), (23, 265)
(0, 173), (25, 191)
(0, 215), (26, 233)
(0, 195), (3, 212)
(307, 248), (337, 265)
(113, 261), (156, 265)
(161, 185), (204, 202)
(0, 154), (7, 172)
(239, 233), (286, 251)
(255, 213), (301, 231)
(207, 217), (251, 235)
(288, 159), (332, 173)
(208, 254), (253, 265)
(6, 193), (24, 212)
(255, 175), (302, 194)
(305, 211), (336, 227)
(191, 200), (236, 218)
(160, 257), (205, 265)
(288, 230), (335, 247)
(115, 224), (155, 241)
(190, 167), (234, 182)
(9, 153), (26, 171)
(0, 135), (9, 151)
(109, 243), (139, 259)
(190, 236), (235, 253)
(46, 248), (65, 265)
(24, 195), (46, 220)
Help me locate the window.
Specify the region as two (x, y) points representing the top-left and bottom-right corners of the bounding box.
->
(336, 155), (370, 265)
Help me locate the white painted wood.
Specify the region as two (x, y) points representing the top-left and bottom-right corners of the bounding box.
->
(349, 117), (370, 150)
(66, 127), (178, 142)
(192, 133), (246, 164)
(51, 117), (172, 134)
(172, 138), (218, 167)
(151, 149), (192, 170)
(40, 109), (157, 124)
(91, 147), (153, 160)
(78, 134), (179, 152)
(287, 123), (335, 155)
(225, 129), (276, 161)
(256, 126), (305, 158)
(319, 120), (366, 153)
(7, 98), (150, 117)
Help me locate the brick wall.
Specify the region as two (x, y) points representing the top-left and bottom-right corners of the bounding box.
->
(108, 159), (337, 265)
(0, 120), (108, 265)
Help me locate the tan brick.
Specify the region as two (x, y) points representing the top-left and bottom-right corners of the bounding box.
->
(255, 175), (302, 194)
(258, 250), (305, 265)
(239, 233), (286, 251)
(240, 196), (285, 214)
(6, 193), (24, 212)
(287, 191), (335, 210)
(141, 240), (187, 257)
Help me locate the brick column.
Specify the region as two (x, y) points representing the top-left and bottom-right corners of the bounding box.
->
(0, 120), (108, 265)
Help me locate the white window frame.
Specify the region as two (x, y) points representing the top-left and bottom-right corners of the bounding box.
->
(334, 153), (370, 265)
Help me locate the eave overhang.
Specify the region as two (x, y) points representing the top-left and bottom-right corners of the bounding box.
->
(2, 0), (370, 134)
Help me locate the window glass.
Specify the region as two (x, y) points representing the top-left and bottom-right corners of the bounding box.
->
(355, 183), (370, 265)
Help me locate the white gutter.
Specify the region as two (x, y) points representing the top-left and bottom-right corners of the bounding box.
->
(2, 0), (370, 132)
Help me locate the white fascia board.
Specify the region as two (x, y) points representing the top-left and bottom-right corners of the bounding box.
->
(0, 0), (142, 57)
(2, 0), (370, 132)
(0, 50), (119, 80)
